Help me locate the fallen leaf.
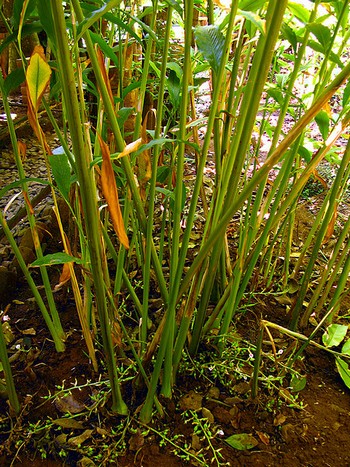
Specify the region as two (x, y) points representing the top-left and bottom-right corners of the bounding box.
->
(68, 429), (93, 446)
(273, 413), (286, 426)
(257, 431), (270, 445)
(54, 394), (85, 414)
(77, 457), (97, 467)
(53, 418), (85, 429)
(129, 429), (144, 451)
(202, 407), (214, 424)
(225, 433), (259, 450)
(179, 390), (203, 411)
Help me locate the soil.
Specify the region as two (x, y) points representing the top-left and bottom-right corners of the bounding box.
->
(1, 104), (350, 467)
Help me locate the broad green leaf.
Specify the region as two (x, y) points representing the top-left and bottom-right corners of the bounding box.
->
(315, 109), (330, 141)
(37, 2), (56, 47)
(162, 0), (183, 17)
(267, 87), (284, 106)
(13, 0), (37, 30)
(290, 374), (307, 393)
(4, 68), (25, 97)
(0, 23), (43, 56)
(238, 9), (266, 35)
(335, 357), (350, 389)
(298, 145), (312, 163)
(225, 433), (259, 450)
(239, 0), (266, 11)
(77, 0), (122, 40)
(167, 69), (181, 111)
(157, 166), (171, 184)
(134, 138), (170, 157)
(288, 2), (310, 24)
(116, 107), (135, 128)
(0, 178), (49, 199)
(89, 31), (119, 67)
(49, 148), (72, 201)
(195, 26), (225, 75)
(30, 253), (85, 267)
(167, 62), (183, 80)
(342, 339), (350, 356)
(322, 324), (348, 348)
(281, 22), (298, 53)
(307, 40), (344, 67)
(308, 23), (332, 50)
(26, 46), (51, 112)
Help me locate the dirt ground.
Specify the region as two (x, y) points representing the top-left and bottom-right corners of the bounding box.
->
(0, 286), (349, 467)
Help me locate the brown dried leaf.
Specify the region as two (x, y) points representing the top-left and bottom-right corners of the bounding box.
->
(323, 208), (337, 244)
(256, 431), (270, 445)
(128, 428), (144, 451)
(96, 47), (114, 105)
(273, 413), (287, 426)
(98, 134), (129, 249)
(18, 141), (27, 161)
(53, 418), (85, 429)
(55, 263), (71, 291)
(179, 390), (203, 411)
(68, 429), (93, 447)
(54, 394), (85, 414)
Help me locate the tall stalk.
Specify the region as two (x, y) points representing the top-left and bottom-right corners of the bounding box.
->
(50, 0), (127, 414)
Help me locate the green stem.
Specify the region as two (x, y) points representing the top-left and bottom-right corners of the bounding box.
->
(51, 0), (127, 414)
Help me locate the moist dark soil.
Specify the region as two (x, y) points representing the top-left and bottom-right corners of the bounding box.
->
(1, 107), (350, 467)
(1, 285), (349, 467)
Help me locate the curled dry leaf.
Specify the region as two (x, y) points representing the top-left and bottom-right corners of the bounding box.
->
(68, 429), (93, 447)
(179, 390), (203, 411)
(98, 134), (129, 249)
(54, 394), (85, 414)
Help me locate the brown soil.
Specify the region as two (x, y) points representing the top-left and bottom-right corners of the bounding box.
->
(1, 276), (349, 467)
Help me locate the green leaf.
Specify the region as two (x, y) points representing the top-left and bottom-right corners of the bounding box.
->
(13, 0), (37, 30)
(307, 40), (343, 67)
(290, 374), (307, 393)
(341, 339), (350, 356)
(0, 178), (49, 199)
(281, 22), (298, 53)
(308, 23), (332, 50)
(195, 25), (225, 75)
(0, 23), (43, 56)
(3, 68), (25, 97)
(30, 253), (85, 267)
(267, 87), (284, 106)
(322, 324), (348, 348)
(238, 0), (266, 11)
(315, 109), (330, 141)
(162, 0), (183, 17)
(37, 2), (56, 47)
(26, 49), (51, 111)
(238, 10), (266, 35)
(288, 2), (310, 24)
(49, 148), (72, 201)
(77, 0), (122, 41)
(335, 357), (350, 389)
(167, 69), (181, 111)
(89, 32), (119, 68)
(298, 145), (312, 163)
(225, 433), (259, 450)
